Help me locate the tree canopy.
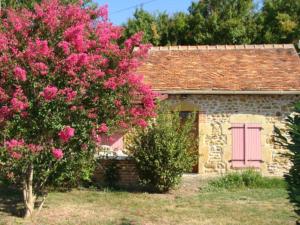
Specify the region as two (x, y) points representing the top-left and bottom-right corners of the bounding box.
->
(123, 0), (300, 46)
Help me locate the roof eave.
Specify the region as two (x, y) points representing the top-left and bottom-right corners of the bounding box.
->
(154, 90), (300, 95)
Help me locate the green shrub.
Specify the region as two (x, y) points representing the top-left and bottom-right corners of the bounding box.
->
(203, 170), (286, 191)
(275, 102), (300, 214)
(129, 104), (197, 193)
(104, 160), (120, 188)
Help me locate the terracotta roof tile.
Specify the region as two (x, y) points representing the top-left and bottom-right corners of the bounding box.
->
(138, 44), (300, 93)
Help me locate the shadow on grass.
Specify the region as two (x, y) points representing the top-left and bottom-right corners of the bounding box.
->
(284, 169), (300, 224)
(119, 217), (137, 225)
(0, 183), (24, 218)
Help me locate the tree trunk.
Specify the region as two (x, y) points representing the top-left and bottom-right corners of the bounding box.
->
(23, 164), (36, 218)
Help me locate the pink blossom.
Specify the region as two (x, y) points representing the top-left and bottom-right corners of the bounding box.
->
(134, 44), (152, 57)
(11, 98), (29, 112)
(142, 96), (155, 110)
(97, 5), (108, 21)
(114, 99), (121, 107)
(58, 126), (75, 142)
(104, 77), (117, 90)
(87, 113), (97, 119)
(0, 88), (8, 102)
(14, 67), (27, 81)
(127, 73), (143, 86)
(66, 54), (79, 67)
(11, 151), (22, 160)
(64, 24), (86, 52)
(61, 88), (77, 102)
(26, 39), (52, 58)
(125, 32), (143, 49)
(28, 144), (42, 153)
(119, 121), (129, 129)
(34, 0), (60, 33)
(64, 24), (84, 41)
(7, 10), (32, 34)
(0, 0), (157, 151)
(70, 106), (77, 111)
(5, 139), (25, 150)
(10, 86), (29, 112)
(0, 34), (8, 50)
(32, 62), (48, 75)
(130, 107), (142, 117)
(92, 128), (102, 144)
(118, 106), (126, 116)
(36, 40), (51, 56)
(58, 41), (70, 55)
(98, 123), (109, 133)
(20, 111), (28, 118)
(40, 86), (58, 101)
(94, 70), (105, 79)
(137, 119), (148, 128)
(0, 106), (11, 120)
(78, 53), (88, 66)
(52, 148), (63, 160)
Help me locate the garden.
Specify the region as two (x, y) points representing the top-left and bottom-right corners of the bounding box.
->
(0, 171), (297, 225)
(0, 1), (299, 225)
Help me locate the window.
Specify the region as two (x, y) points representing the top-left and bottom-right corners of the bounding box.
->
(231, 123), (262, 168)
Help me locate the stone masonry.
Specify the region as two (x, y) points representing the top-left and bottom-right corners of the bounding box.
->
(167, 94), (300, 177)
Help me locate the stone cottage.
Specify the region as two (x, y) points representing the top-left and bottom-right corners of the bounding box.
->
(136, 44), (300, 177)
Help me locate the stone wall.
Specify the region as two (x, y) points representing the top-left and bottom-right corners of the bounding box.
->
(93, 158), (139, 187)
(167, 94), (300, 177)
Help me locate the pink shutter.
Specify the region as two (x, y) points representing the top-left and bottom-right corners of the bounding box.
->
(231, 123), (246, 168)
(246, 124), (262, 167)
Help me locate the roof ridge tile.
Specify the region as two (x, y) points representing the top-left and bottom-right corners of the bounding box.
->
(149, 44), (295, 51)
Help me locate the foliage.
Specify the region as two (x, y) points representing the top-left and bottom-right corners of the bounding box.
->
(202, 170), (287, 192)
(0, 0), (93, 9)
(123, 0), (300, 46)
(275, 102), (300, 216)
(129, 105), (197, 193)
(187, 0), (260, 45)
(104, 160), (120, 188)
(47, 150), (96, 188)
(124, 9), (162, 46)
(123, 9), (190, 46)
(260, 0), (300, 44)
(0, 0), (156, 217)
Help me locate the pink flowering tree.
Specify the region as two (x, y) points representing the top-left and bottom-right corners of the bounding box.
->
(0, 0), (156, 218)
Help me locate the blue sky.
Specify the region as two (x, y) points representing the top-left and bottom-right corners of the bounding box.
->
(94, 0), (263, 25)
(95, 0), (195, 25)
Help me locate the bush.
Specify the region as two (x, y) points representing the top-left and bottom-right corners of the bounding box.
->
(275, 102), (300, 215)
(129, 104), (197, 193)
(203, 170), (286, 191)
(104, 160), (120, 188)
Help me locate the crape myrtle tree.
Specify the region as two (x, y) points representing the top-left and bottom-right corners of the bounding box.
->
(0, 0), (93, 9)
(0, 0), (156, 218)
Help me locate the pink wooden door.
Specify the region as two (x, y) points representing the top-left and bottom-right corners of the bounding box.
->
(231, 123), (246, 168)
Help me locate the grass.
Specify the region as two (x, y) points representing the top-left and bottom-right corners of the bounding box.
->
(0, 177), (298, 225)
(202, 170), (287, 191)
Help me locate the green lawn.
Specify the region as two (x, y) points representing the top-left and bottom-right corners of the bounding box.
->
(0, 182), (298, 225)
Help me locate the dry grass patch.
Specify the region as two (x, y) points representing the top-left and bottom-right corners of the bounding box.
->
(0, 177), (298, 225)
